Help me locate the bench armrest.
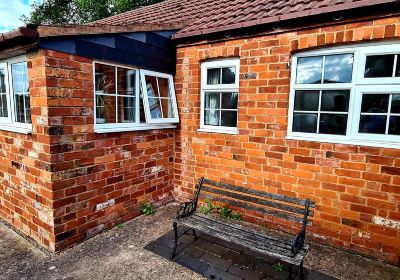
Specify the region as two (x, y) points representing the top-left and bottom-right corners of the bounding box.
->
(176, 177), (205, 219)
(176, 200), (196, 219)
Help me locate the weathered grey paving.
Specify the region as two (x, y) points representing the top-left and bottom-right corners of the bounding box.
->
(1, 203), (400, 280)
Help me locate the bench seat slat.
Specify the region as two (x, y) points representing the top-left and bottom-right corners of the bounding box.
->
(201, 185), (314, 217)
(175, 213), (307, 266)
(187, 213), (294, 249)
(202, 193), (312, 226)
(202, 179), (316, 208)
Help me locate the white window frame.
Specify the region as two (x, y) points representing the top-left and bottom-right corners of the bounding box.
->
(199, 59), (240, 134)
(0, 55), (32, 134)
(287, 42), (400, 149)
(140, 69), (179, 124)
(93, 61), (178, 133)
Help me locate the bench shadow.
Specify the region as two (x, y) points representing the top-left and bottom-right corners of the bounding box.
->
(144, 225), (337, 280)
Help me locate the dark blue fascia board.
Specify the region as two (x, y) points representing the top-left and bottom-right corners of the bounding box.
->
(38, 31), (176, 74)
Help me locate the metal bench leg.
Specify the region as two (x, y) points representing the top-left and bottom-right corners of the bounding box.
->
(300, 260), (305, 280)
(170, 222), (178, 259)
(192, 229), (197, 240)
(288, 265), (293, 280)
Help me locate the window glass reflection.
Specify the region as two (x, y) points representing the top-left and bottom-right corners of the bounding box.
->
(292, 113), (318, 133)
(323, 54), (353, 83)
(320, 90), (350, 112)
(319, 114), (348, 135)
(365, 55), (395, 78)
(294, 90), (320, 111)
(361, 94), (389, 113)
(296, 56), (323, 84)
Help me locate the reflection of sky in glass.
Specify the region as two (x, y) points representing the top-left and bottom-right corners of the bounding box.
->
(296, 57), (323, 84)
(324, 54), (353, 83)
(11, 62), (28, 93)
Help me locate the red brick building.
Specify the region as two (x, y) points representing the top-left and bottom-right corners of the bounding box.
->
(1, 0), (399, 265)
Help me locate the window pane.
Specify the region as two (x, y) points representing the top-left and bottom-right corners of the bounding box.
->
(207, 68), (221, 85)
(359, 115), (387, 134)
(14, 94), (31, 123)
(24, 95), (31, 123)
(95, 95), (116, 124)
(118, 96), (135, 123)
(221, 92), (238, 109)
(365, 55), (395, 78)
(0, 66), (6, 93)
(117, 68), (135, 95)
(396, 56), (400, 77)
(205, 92), (220, 109)
(323, 54), (353, 83)
(221, 111), (237, 127)
(158, 77), (170, 98)
(389, 116), (400, 135)
(145, 76), (159, 98)
(0, 94), (7, 117)
(321, 90), (350, 112)
(361, 94), (389, 113)
(11, 62), (29, 93)
(95, 64), (115, 94)
(294, 90), (319, 111)
(292, 113), (318, 133)
(222, 67), (236, 84)
(148, 97), (162, 118)
(391, 94), (400, 113)
(204, 109), (219, 126)
(319, 114), (348, 135)
(160, 98), (175, 118)
(296, 56), (323, 84)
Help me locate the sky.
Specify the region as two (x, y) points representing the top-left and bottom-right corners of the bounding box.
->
(0, 0), (40, 33)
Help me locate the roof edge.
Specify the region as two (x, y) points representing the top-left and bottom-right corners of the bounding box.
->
(173, 0), (397, 39)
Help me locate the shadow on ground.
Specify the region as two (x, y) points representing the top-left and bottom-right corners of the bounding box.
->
(145, 225), (334, 280)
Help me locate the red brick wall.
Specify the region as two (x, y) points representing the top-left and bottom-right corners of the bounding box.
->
(43, 50), (175, 250)
(1, 49), (175, 251)
(0, 50), (54, 249)
(174, 17), (400, 265)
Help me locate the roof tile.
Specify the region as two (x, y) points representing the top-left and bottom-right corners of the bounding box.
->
(94, 0), (397, 39)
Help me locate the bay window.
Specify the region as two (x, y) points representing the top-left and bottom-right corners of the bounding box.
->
(288, 43), (400, 148)
(0, 55), (31, 133)
(94, 62), (179, 132)
(200, 59), (240, 134)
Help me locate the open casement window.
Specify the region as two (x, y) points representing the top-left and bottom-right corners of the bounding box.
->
(140, 70), (179, 124)
(288, 42), (400, 148)
(94, 62), (178, 132)
(200, 59), (240, 134)
(0, 55), (32, 134)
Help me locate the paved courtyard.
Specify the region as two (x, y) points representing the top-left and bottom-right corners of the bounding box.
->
(0, 203), (399, 280)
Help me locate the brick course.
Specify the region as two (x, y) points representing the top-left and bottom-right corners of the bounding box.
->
(174, 16), (400, 265)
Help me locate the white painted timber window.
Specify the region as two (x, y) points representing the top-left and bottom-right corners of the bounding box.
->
(0, 55), (32, 134)
(93, 62), (179, 133)
(288, 42), (400, 148)
(199, 59), (240, 134)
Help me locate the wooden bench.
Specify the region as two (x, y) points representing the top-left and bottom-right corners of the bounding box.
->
(171, 177), (315, 279)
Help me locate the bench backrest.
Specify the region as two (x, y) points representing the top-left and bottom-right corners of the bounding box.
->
(195, 178), (315, 226)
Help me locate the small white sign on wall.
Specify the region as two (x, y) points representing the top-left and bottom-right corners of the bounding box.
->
(95, 199), (115, 211)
